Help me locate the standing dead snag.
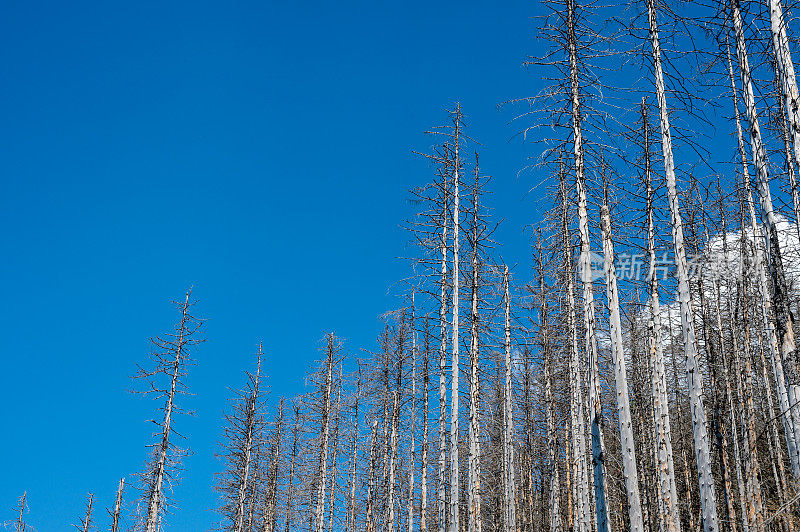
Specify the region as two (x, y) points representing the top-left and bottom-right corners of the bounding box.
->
(437, 149), (449, 532)
(214, 346), (267, 532)
(502, 266), (516, 532)
(309, 333), (342, 532)
(74, 493), (94, 532)
(466, 154), (485, 532)
(15, 491), (27, 532)
(261, 397), (285, 532)
(132, 289), (203, 532)
(641, 100), (680, 532)
(557, 164), (591, 532)
(345, 366), (363, 532)
(110, 478), (124, 532)
(408, 294), (418, 532)
(769, 0), (800, 202)
(561, 0), (611, 526)
(644, 0), (719, 529)
(421, 320), (431, 532)
(283, 399), (301, 532)
(600, 200), (644, 532)
(534, 237), (562, 532)
(449, 104), (463, 532)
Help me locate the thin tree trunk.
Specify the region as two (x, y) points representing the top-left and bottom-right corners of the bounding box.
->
(503, 266), (517, 532)
(646, 1), (719, 529)
(365, 418), (379, 532)
(409, 296), (418, 532)
(145, 292), (193, 532)
(111, 479), (124, 532)
(284, 402), (300, 532)
(314, 338), (335, 532)
(467, 160), (482, 532)
(643, 101), (681, 532)
(450, 106), (462, 532)
(560, 166), (591, 532)
(566, 0), (610, 528)
(600, 204), (644, 532)
(438, 145), (450, 532)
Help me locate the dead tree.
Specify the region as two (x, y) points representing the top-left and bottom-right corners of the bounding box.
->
(644, 1), (719, 528)
(110, 478), (124, 532)
(15, 491), (27, 532)
(132, 290), (203, 532)
(214, 346), (267, 532)
(74, 493), (94, 532)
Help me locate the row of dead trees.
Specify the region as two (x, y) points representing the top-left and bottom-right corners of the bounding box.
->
(13, 0), (800, 530)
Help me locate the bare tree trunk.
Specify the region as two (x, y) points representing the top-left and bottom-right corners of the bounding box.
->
(144, 291), (196, 532)
(389, 388), (399, 532)
(737, 280), (765, 532)
(409, 296), (418, 532)
(769, 0), (800, 214)
(262, 399), (285, 532)
(15, 492), (26, 532)
(327, 378), (342, 532)
(366, 419), (379, 532)
(314, 337), (336, 532)
(450, 105), (462, 532)
(600, 204), (644, 532)
(502, 266), (517, 532)
(645, 1), (719, 529)
(346, 370), (362, 532)
(560, 168), (591, 532)
(642, 102), (681, 532)
(111, 479), (124, 532)
(234, 353), (263, 532)
(78, 494), (94, 532)
(467, 160), (483, 532)
(438, 149), (450, 532)
(566, 1), (610, 528)
(284, 401), (300, 532)
(537, 245), (563, 532)
(422, 322), (431, 532)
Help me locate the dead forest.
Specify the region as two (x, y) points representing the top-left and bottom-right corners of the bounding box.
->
(14, 0), (800, 531)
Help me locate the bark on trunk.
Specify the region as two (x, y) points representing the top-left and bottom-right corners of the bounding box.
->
(600, 205), (644, 532)
(646, 1), (719, 529)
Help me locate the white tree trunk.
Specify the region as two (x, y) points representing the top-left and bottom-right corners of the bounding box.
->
(145, 293), (192, 532)
(770, 0), (800, 186)
(409, 297), (418, 532)
(314, 341), (335, 532)
(422, 334), (431, 532)
(467, 175), (482, 532)
(566, 1), (610, 529)
(643, 108), (681, 532)
(388, 389), (399, 532)
(561, 172), (591, 532)
(450, 115), (461, 532)
(600, 205), (644, 532)
(112, 479), (124, 532)
(502, 266), (517, 532)
(438, 162), (449, 532)
(646, 1), (719, 529)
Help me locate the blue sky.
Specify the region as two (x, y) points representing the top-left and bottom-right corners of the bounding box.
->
(0, 1), (546, 529)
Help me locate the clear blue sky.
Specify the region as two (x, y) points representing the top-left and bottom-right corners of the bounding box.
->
(0, 1), (547, 529)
